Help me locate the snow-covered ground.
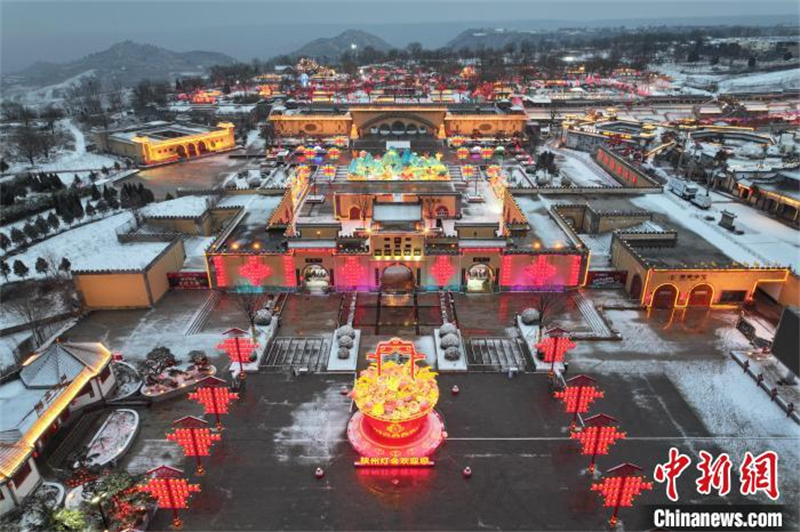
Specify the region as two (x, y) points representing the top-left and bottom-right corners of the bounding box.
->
(5, 119), (123, 183)
(2, 212), (170, 283)
(718, 68), (800, 94)
(139, 195), (215, 218)
(552, 146), (621, 187)
(631, 191), (799, 269)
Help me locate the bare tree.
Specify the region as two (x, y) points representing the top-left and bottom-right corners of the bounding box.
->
(6, 298), (48, 345)
(535, 292), (564, 342)
(229, 286), (261, 338)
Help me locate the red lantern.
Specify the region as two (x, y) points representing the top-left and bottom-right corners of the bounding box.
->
(553, 374), (604, 425)
(166, 416), (222, 475)
(139, 466), (201, 530)
(188, 376), (240, 430)
(217, 328), (259, 379)
(570, 413), (626, 473)
(591, 463), (653, 527)
(536, 328), (576, 375)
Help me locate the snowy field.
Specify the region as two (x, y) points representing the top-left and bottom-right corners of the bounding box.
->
(4, 119), (123, 183)
(631, 191), (799, 269)
(552, 147), (621, 187)
(2, 212), (170, 282)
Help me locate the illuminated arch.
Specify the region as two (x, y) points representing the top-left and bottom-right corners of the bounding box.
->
(650, 283), (679, 309)
(687, 283), (714, 307)
(360, 113), (439, 136)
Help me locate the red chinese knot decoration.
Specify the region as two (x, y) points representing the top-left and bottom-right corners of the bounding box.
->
(166, 416), (221, 475)
(537, 328), (576, 374)
(188, 376), (240, 429)
(570, 414), (626, 472)
(238, 256), (272, 286)
(553, 374), (604, 424)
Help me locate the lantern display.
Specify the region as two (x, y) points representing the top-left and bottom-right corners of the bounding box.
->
(536, 327), (576, 375)
(321, 164), (336, 178)
(461, 165), (475, 179)
(553, 374), (604, 425)
(188, 376), (240, 429)
(481, 147), (494, 160)
(570, 413), (626, 472)
(166, 416), (222, 475)
(327, 147), (341, 160)
(217, 328), (259, 378)
(456, 147), (469, 160)
(591, 463), (653, 527)
(139, 466), (201, 530)
(347, 338), (445, 465)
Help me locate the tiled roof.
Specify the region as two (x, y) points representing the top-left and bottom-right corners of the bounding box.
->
(20, 343), (108, 389)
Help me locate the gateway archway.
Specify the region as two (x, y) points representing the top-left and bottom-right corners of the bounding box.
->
(381, 264), (415, 294)
(651, 284), (679, 309)
(466, 263), (494, 293)
(687, 283), (713, 307)
(303, 264), (330, 293)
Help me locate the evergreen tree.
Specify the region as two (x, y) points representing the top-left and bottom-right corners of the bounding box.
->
(85, 203), (96, 217)
(10, 228), (26, 247)
(0, 260), (9, 281)
(165, 192), (175, 201)
(90, 183), (101, 201)
(47, 212), (60, 231)
(96, 199), (109, 213)
(59, 257), (72, 274)
(23, 221), (39, 241)
(0, 232), (9, 251)
(35, 215), (49, 236)
(71, 174), (82, 188)
(35, 257), (48, 275)
(13, 259), (29, 278)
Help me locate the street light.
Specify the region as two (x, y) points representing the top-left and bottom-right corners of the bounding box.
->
(91, 493), (110, 532)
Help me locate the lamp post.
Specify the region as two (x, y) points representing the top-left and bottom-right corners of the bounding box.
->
(91, 493), (110, 532)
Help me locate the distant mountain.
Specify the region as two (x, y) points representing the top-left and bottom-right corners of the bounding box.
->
(290, 30), (394, 60)
(446, 28), (545, 51)
(11, 41), (236, 88)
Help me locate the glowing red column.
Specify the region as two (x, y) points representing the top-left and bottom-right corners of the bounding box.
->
(553, 374), (604, 425)
(139, 466), (201, 530)
(591, 463), (653, 528)
(188, 376), (240, 430)
(166, 416), (222, 476)
(570, 413), (626, 473)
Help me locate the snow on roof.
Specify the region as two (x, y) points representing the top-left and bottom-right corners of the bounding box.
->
(373, 203), (422, 222)
(21, 343), (108, 388)
(0, 379), (52, 434)
(288, 240), (336, 249)
(9, 212), (171, 276)
(140, 195), (214, 219)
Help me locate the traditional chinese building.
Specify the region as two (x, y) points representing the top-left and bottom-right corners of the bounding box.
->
(95, 121), (236, 166)
(0, 343), (115, 516)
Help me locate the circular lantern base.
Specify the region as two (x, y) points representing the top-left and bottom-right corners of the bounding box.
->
(347, 410), (446, 460)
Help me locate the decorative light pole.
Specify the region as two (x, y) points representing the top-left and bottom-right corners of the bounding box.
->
(188, 376), (240, 430)
(590, 463), (653, 528)
(570, 413), (626, 473)
(166, 416), (222, 476)
(553, 374), (604, 426)
(138, 466), (201, 530)
(217, 328), (259, 380)
(537, 327), (576, 376)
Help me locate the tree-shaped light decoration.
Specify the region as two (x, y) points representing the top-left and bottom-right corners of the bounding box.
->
(138, 466), (201, 530)
(217, 328), (259, 379)
(536, 327), (576, 375)
(591, 463), (653, 528)
(570, 413), (626, 473)
(553, 374), (604, 425)
(524, 255), (558, 287)
(166, 416), (222, 476)
(188, 376), (240, 430)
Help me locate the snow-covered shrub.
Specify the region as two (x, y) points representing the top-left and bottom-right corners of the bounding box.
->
(444, 346), (461, 361)
(440, 322), (458, 336)
(254, 309), (272, 326)
(188, 350), (208, 369)
(336, 325), (355, 339)
(247, 176), (262, 188)
(440, 333), (460, 349)
(521, 308), (540, 325)
(337, 347), (351, 359)
(338, 335), (354, 349)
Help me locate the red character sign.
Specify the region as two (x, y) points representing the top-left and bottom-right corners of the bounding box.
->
(188, 376), (240, 430)
(654, 447), (692, 502)
(366, 337), (423, 378)
(696, 450), (732, 497)
(740, 451), (779, 500)
(139, 466), (201, 530)
(553, 374), (604, 425)
(591, 463), (653, 527)
(166, 416), (222, 475)
(570, 413), (625, 472)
